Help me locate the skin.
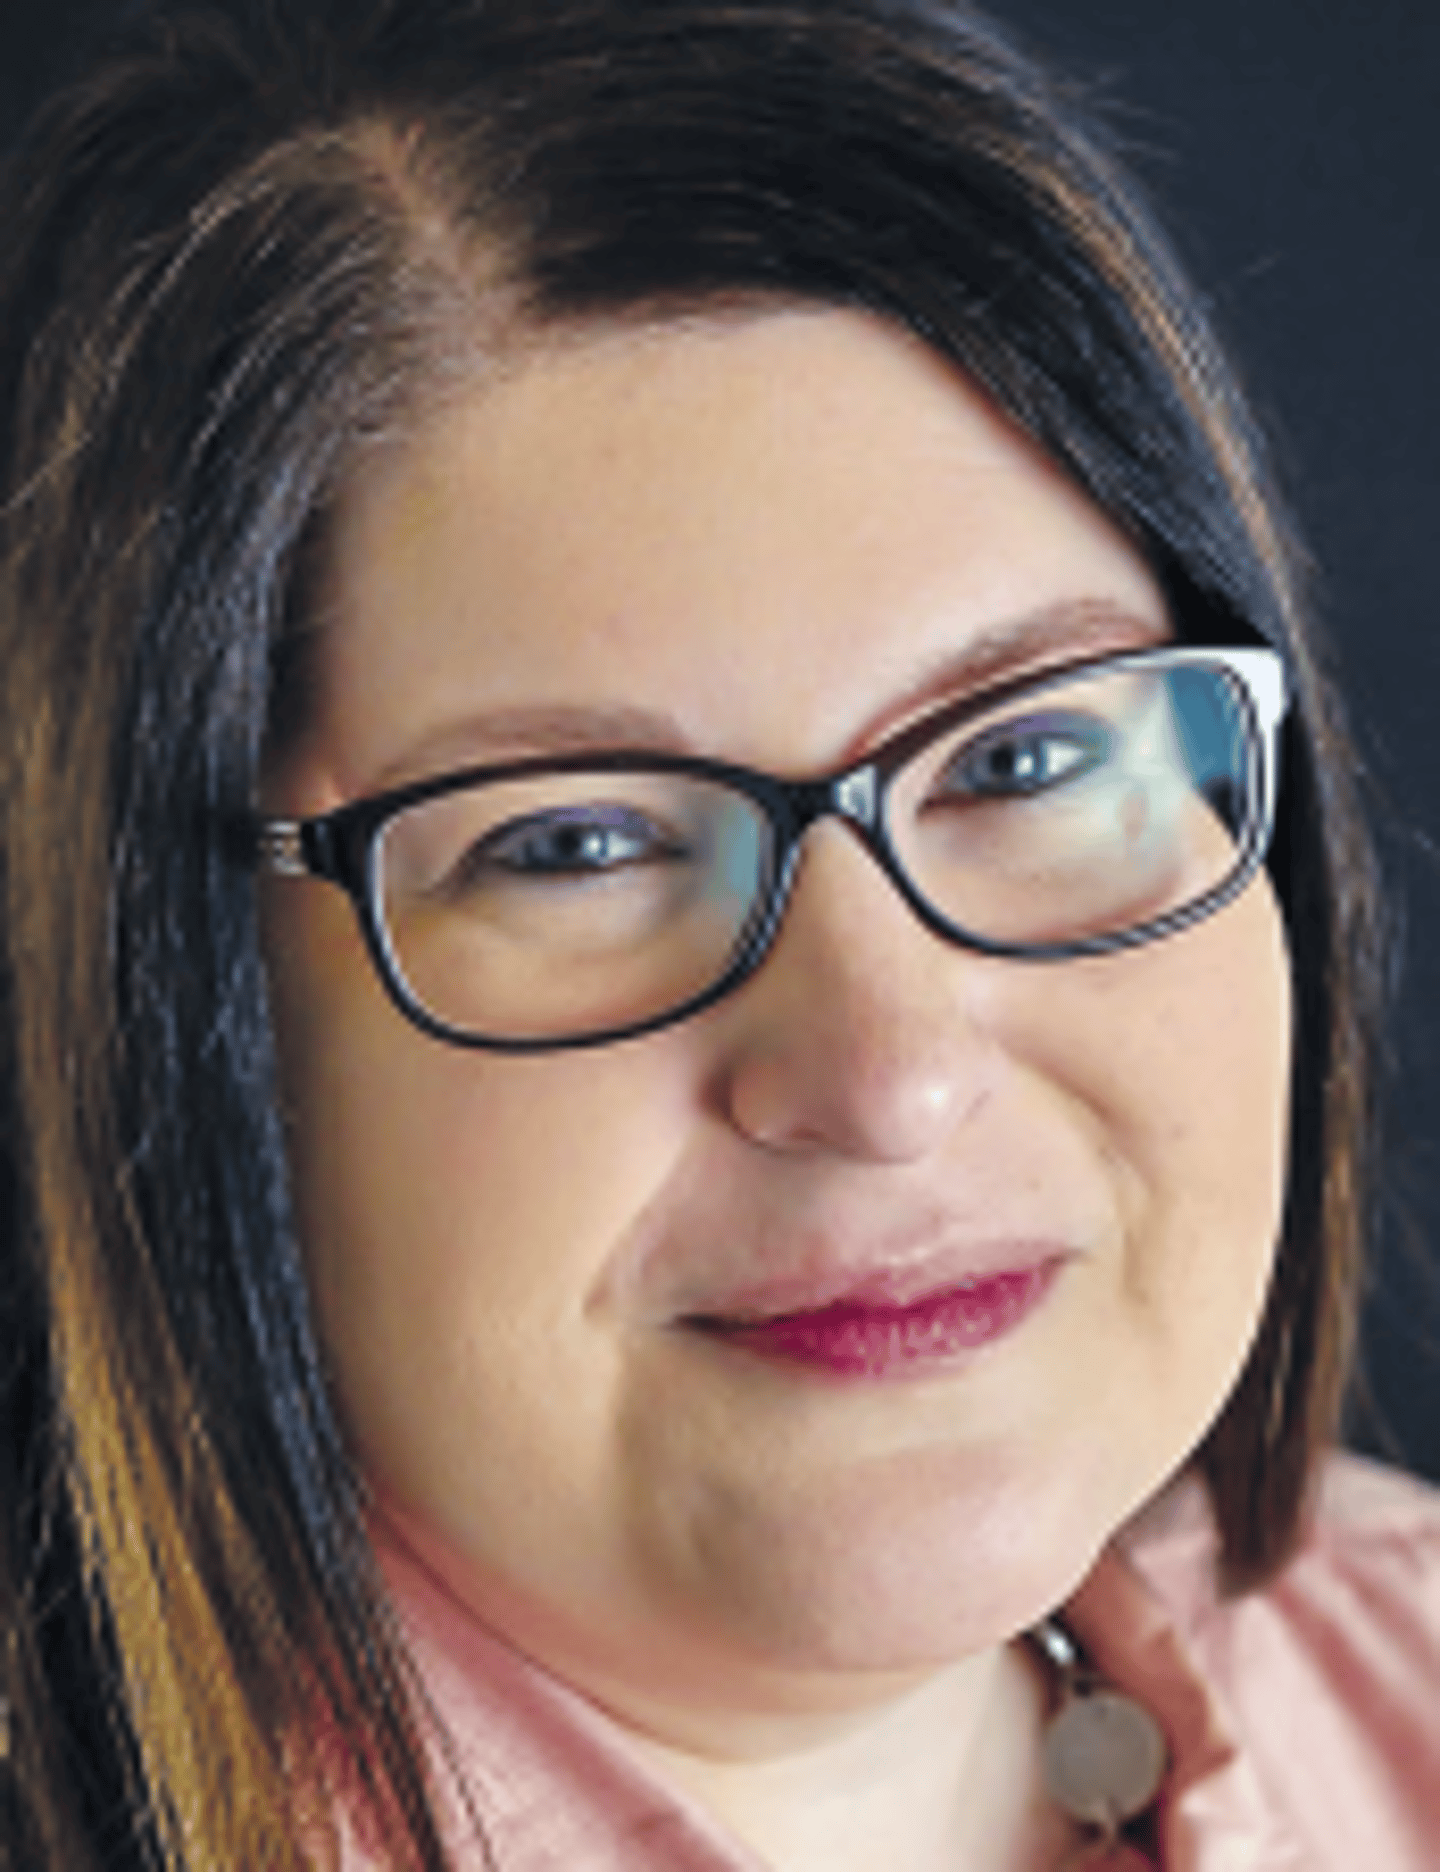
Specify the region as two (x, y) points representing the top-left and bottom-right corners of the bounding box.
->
(263, 307), (1292, 1869)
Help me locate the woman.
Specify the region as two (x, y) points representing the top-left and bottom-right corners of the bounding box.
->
(2, 1), (1436, 1866)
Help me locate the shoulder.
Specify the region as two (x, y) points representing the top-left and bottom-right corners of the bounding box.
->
(1121, 1448), (1440, 1643)
(1307, 1444), (1440, 1554)
(1123, 1445), (1440, 1586)
(1120, 1452), (1440, 1868)
(1299, 1449), (1440, 1634)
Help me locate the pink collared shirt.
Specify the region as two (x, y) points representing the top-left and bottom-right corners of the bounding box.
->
(343, 1453), (1440, 1868)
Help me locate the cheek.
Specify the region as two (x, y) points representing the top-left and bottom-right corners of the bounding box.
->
(1022, 874), (1292, 1460)
(264, 884), (700, 1503)
(1129, 878), (1290, 1279)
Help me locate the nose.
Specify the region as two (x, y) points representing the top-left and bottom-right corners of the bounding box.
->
(712, 823), (1000, 1161)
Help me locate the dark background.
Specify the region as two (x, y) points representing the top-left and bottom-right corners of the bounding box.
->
(4, 1), (1438, 1480)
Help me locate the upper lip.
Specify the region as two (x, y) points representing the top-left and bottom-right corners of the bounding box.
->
(673, 1239), (1074, 1326)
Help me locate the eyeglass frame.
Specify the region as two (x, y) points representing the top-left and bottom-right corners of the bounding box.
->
(254, 642), (1289, 1054)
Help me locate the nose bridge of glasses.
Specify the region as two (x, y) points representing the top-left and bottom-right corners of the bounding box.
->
(780, 763), (880, 837)
(758, 760), (911, 941)
(755, 762), (892, 942)
(753, 760), (937, 987)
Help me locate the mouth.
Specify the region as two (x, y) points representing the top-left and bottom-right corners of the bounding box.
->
(683, 1258), (1066, 1381)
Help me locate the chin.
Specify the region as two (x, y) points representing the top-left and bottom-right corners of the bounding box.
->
(676, 1441), (1125, 1678)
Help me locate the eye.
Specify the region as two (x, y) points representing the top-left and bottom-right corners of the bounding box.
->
(934, 710), (1114, 802)
(466, 803), (687, 882)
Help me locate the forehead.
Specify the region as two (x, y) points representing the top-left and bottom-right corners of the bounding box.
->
(299, 307), (1167, 803)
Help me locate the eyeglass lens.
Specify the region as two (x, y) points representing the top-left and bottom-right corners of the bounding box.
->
(373, 659), (1257, 1044)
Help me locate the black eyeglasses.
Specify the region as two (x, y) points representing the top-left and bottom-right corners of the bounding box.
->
(255, 644), (1288, 1052)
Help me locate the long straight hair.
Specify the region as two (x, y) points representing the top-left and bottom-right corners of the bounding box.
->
(0, 1), (1382, 1863)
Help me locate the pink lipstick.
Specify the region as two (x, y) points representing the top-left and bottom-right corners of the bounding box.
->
(691, 1262), (1060, 1379)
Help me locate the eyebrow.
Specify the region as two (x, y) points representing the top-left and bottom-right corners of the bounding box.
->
(845, 599), (1166, 757)
(377, 598), (1165, 783)
(374, 700), (696, 787)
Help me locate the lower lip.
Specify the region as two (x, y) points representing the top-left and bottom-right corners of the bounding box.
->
(695, 1263), (1062, 1380)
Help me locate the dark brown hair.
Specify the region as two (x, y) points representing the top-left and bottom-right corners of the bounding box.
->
(0, 1), (1382, 1863)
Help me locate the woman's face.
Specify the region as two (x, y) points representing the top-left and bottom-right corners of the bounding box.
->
(264, 308), (1290, 1725)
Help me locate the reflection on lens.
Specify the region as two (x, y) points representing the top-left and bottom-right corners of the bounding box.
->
(887, 664), (1254, 947)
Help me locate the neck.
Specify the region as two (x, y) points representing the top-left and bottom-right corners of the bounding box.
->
(613, 1640), (1077, 1872)
(370, 1498), (1086, 1870)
